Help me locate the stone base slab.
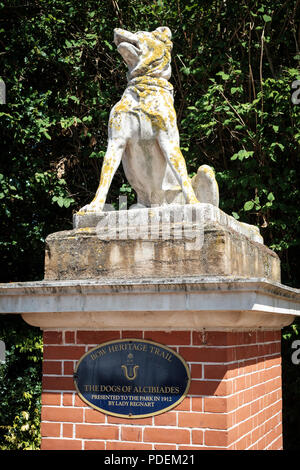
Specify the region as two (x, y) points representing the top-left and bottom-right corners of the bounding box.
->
(45, 205), (280, 282)
(73, 203), (263, 244)
(1, 277), (298, 330)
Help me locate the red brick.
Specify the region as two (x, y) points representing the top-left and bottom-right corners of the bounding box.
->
(268, 434), (282, 450)
(234, 404), (251, 423)
(122, 331), (143, 339)
(263, 331), (277, 342)
(265, 356), (281, 368)
(63, 361), (75, 375)
(178, 412), (202, 428)
(43, 331), (62, 344)
(42, 406), (83, 423)
(63, 423), (73, 438)
(193, 331), (240, 346)
(236, 345), (259, 360)
(174, 397), (191, 411)
(191, 364), (202, 378)
(65, 331), (75, 344)
(144, 427), (190, 444)
(192, 331), (207, 345)
(272, 343), (281, 354)
(84, 408), (106, 423)
(179, 347), (234, 363)
(240, 388), (253, 405)
(253, 384), (266, 401)
(84, 441), (105, 450)
(106, 442), (152, 450)
(258, 344), (270, 357)
(237, 416), (253, 439)
(178, 445), (205, 450)
(191, 397), (202, 411)
(76, 331), (120, 344)
(121, 426), (142, 441)
(242, 358), (258, 373)
(205, 430), (228, 447)
(179, 412), (227, 429)
(43, 345), (85, 360)
(203, 397), (227, 413)
(235, 375), (247, 392)
(235, 434), (250, 450)
(41, 438), (82, 450)
(43, 361), (62, 375)
(144, 331), (191, 345)
(250, 371), (260, 387)
(256, 435), (267, 450)
(154, 444), (177, 450)
(240, 331), (257, 345)
(63, 393), (73, 406)
(107, 416), (152, 426)
(75, 394), (89, 407)
(154, 412), (177, 426)
(250, 398), (260, 417)
(192, 429), (204, 445)
(42, 376), (75, 391)
(76, 424), (119, 440)
(189, 379), (230, 396)
(41, 422), (60, 437)
(204, 364), (229, 380)
(265, 377), (281, 394)
(42, 392), (61, 406)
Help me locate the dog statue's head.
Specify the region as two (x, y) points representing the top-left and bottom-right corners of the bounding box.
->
(114, 27), (172, 81)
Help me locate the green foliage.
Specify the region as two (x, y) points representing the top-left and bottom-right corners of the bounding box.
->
(281, 317), (300, 450)
(0, 316), (42, 450)
(0, 0), (299, 450)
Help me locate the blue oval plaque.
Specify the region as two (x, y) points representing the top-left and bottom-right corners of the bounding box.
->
(74, 339), (191, 418)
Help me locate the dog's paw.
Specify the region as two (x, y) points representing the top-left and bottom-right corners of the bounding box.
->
(188, 195), (200, 205)
(78, 202), (103, 214)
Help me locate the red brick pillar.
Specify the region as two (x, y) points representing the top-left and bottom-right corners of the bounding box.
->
(41, 329), (282, 450)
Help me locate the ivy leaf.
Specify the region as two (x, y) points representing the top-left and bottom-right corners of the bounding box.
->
(244, 201), (254, 211)
(263, 14), (272, 22)
(231, 150), (254, 161)
(267, 192), (275, 202)
(42, 130), (51, 140)
(57, 196), (64, 207)
(216, 71), (230, 80)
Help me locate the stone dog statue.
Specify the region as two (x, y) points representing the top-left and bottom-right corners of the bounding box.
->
(80, 27), (219, 213)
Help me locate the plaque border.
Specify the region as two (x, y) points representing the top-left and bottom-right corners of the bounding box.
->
(73, 338), (191, 419)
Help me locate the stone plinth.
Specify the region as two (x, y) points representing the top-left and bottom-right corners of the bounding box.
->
(44, 204), (280, 282)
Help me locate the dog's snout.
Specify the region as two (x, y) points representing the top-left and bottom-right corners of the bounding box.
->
(114, 28), (139, 47)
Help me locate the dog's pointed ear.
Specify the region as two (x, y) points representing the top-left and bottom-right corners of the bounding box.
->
(155, 26), (172, 40)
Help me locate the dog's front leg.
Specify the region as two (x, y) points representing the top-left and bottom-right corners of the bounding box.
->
(80, 138), (126, 213)
(158, 137), (199, 205)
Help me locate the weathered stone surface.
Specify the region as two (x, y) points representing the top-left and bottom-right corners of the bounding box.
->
(45, 208), (280, 282)
(1, 277), (299, 330)
(74, 203), (263, 243)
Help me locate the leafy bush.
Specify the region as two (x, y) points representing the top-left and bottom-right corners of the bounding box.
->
(0, 316), (42, 450)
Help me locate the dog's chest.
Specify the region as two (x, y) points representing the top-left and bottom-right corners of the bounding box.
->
(112, 86), (176, 139)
